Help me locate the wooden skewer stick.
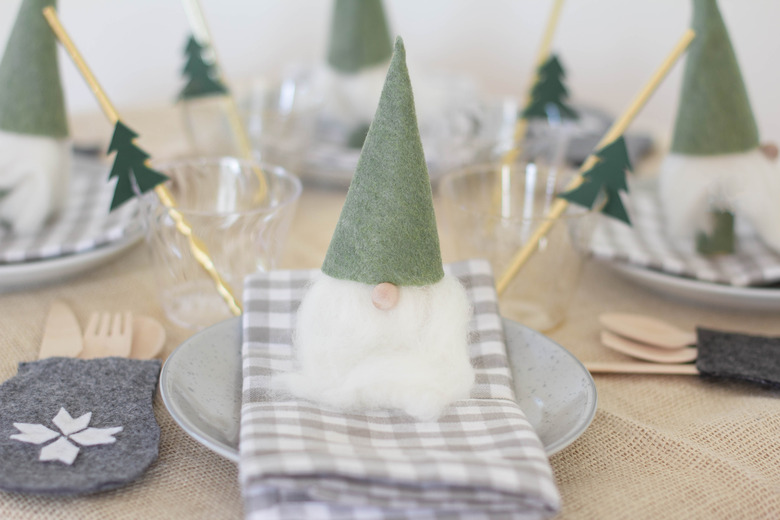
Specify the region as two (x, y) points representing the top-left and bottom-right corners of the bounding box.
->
(585, 362), (699, 375)
(43, 6), (242, 317)
(181, 0), (268, 201)
(496, 28), (696, 295)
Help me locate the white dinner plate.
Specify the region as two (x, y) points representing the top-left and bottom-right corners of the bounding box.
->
(160, 316), (597, 461)
(0, 233), (142, 292)
(610, 262), (780, 311)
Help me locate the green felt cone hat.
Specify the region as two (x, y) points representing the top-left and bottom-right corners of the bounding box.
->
(321, 37), (444, 286)
(327, 0), (393, 74)
(670, 0), (758, 155)
(0, 0), (68, 138)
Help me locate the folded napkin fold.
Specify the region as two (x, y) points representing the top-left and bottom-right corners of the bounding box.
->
(0, 155), (141, 263)
(239, 259), (560, 519)
(589, 182), (780, 286)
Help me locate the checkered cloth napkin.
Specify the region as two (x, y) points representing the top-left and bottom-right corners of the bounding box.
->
(239, 259), (560, 520)
(0, 155), (141, 264)
(589, 181), (780, 287)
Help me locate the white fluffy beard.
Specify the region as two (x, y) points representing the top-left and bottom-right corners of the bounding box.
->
(658, 149), (780, 253)
(315, 63), (388, 124)
(276, 273), (475, 421)
(0, 130), (70, 235)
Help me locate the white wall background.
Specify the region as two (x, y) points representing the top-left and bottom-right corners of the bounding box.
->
(1, 0), (779, 145)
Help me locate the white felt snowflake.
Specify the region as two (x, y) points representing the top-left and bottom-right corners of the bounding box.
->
(10, 408), (123, 465)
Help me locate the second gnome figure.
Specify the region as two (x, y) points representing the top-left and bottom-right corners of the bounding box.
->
(278, 37), (475, 421)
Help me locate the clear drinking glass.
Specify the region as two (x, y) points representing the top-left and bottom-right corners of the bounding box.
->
(439, 159), (593, 331)
(142, 157), (301, 330)
(180, 96), (241, 157)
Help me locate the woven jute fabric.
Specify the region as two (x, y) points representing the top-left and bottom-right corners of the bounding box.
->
(1, 203), (778, 519)
(1, 109), (779, 518)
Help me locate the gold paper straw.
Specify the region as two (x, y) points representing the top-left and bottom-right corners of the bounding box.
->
(43, 6), (243, 316)
(493, 0), (566, 219)
(503, 0), (566, 166)
(181, 0), (268, 201)
(496, 28), (696, 295)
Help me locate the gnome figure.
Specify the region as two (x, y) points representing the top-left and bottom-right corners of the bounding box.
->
(658, 0), (780, 254)
(278, 38), (474, 421)
(315, 0), (393, 147)
(0, 0), (71, 235)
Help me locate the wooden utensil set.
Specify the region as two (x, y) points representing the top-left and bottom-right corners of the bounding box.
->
(38, 302), (165, 360)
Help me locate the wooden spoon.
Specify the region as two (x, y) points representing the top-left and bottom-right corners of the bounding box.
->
(599, 313), (696, 349)
(129, 315), (166, 360)
(601, 331), (698, 364)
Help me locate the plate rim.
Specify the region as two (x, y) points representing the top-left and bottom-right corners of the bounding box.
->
(0, 232), (143, 291)
(609, 261), (780, 310)
(160, 316), (597, 461)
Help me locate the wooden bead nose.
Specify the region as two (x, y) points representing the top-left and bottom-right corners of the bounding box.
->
(760, 142), (779, 161)
(371, 283), (400, 310)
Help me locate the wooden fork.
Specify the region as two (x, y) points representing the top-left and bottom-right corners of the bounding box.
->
(81, 312), (133, 359)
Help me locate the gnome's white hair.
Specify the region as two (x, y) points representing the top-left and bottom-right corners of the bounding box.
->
(0, 130), (70, 235)
(315, 62), (387, 124)
(658, 149), (780, 253)
(276, 273), (475, 421)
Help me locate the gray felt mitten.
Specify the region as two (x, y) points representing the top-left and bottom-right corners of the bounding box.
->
(0, 357), (160, 495)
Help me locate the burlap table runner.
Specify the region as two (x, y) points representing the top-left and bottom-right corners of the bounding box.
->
(0, 242), (778, 519)
(0, 109), (777, 518)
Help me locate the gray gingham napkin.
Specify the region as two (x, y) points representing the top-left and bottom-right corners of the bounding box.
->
(589, 181), (780, 287)
(239, 259), (560, 520)
(0, 155), (141, 264)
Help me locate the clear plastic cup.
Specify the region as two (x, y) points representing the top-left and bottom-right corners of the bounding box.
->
(439, 159), (593, 331)
(142, 157), (301, 330)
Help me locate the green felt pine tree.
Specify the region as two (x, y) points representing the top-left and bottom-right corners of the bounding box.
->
(560, 136), (633, 224)
(179, 35), (227, 100)
(521, 54), (578, 121)
(107, 121), (169, 210)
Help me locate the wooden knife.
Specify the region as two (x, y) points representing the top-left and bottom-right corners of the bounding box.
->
(38, 301), (84, 359)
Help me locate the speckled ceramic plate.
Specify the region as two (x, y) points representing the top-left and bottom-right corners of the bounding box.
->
(160, 317), (597, 460)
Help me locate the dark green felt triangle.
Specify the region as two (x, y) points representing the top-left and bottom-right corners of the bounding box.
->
(321, 37), (443, 286)
(601, 190), (631, 225)
(521, 54), (579, 122)
(538, 55), (565, 78)
(108, 145), (149, 180)
(178, 34), (228, 100)
(596, 136), (633, 175)
(560, 136), (632, 225)
(107, 121), (169, 211)
(108, 121), (139, 152)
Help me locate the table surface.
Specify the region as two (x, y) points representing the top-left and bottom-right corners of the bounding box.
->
(1, 108), (779, 519)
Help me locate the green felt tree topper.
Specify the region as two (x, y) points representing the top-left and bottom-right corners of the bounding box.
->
(670, 0), (758, 155)
(327, 0), (393, 74)
(521, 54), (579, 122)
(560, 136), (633, 224)
(107, 121), (169, 210)
(0, 0), (68, 137)
(321, 37), (444, 286)
(179, 35), (228, 100)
